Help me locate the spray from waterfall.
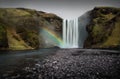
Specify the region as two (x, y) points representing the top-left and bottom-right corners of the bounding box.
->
(61, 12), (90, 48)
(62, 18), (79, 48)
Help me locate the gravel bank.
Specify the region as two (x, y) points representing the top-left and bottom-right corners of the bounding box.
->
(1, 49), (120, 79)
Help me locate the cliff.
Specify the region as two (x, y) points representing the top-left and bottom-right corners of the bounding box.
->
(0, 8), (62, 50)
(84, 7), (120, 49)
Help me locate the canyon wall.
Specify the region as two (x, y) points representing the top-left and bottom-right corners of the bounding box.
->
(84, 7), (120, 49)
(0, 8), (62, 50)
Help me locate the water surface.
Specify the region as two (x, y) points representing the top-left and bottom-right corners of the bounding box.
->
(0, 49), (57, 74)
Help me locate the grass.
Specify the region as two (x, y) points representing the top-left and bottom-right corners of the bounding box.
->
(85, 7), (120, 48)
(5, 8), (31, 16)
(103, 20), (120, 47)
(6, 26), (32, 50)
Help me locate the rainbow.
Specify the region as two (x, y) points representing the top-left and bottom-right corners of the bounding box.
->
(41, 27), (63, 47)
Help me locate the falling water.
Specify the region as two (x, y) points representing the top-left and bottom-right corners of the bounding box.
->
(62, 18), (79, 48)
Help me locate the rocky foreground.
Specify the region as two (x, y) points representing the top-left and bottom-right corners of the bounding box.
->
(1, 49), (120, 79)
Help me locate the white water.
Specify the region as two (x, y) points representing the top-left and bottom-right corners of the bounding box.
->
(62, 18), (79, 48)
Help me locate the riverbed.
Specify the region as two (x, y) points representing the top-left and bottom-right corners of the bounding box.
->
(0, 49), (120, 79)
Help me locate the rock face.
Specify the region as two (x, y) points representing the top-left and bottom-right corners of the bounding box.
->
(84, 7), (120, 49)
(0, 8), (62, 50)
(38, 11), (62, 48)
(78, 12), (91, 48)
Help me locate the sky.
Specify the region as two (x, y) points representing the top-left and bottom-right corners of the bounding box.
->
(0, 0), (119, 19)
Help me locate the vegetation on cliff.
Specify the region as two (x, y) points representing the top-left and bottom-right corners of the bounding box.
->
(84, 7), (120, 49)
(0, 8), (62, 50)
(0, 23), (8, 49)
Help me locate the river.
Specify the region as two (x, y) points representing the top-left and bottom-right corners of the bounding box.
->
(0, 49), (57, 74)
(0, 49), (120, 79)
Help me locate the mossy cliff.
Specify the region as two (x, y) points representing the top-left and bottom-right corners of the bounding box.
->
(38, 11), (62, 48)
(84, 7), (120, 49)
(0, 8), (62, 50)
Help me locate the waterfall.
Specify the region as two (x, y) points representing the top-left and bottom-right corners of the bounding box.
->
(62, 18), (79, 48)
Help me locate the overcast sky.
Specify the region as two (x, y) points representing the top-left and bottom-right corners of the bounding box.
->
(0, 0), (119, 19)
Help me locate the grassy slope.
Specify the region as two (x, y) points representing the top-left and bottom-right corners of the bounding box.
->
(0, 8), (62, 50)
(0, 8), (39, 50)
(0, 23), (8, 49)
(84, 7), (120, 49)
(102, 16), (120, 47)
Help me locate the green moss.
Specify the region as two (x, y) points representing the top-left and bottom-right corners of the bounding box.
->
(19, 30), (39, 48)
(0, 23), (8, 47)
(85, 7), (120, 49)
(27, 32), (39, 47)
(103, 20), (120, 47)
(15, 16), (40, 48)
(0, 8), (32, 20)
(0, 23), (5, 40)
(6, 26), (33, 50)
(92, 24), (103, 36)
(17, 8), (37, 15)
(5, 8), (31, 16)
(0, 8), (62, 50)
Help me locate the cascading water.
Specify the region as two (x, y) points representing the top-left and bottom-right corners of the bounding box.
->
(62, 18), (79, 48)
(61, 12), (90, 48)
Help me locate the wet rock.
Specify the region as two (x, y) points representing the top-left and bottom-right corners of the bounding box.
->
(53, 61), (57, 64)
(1, 49), (120, 79)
